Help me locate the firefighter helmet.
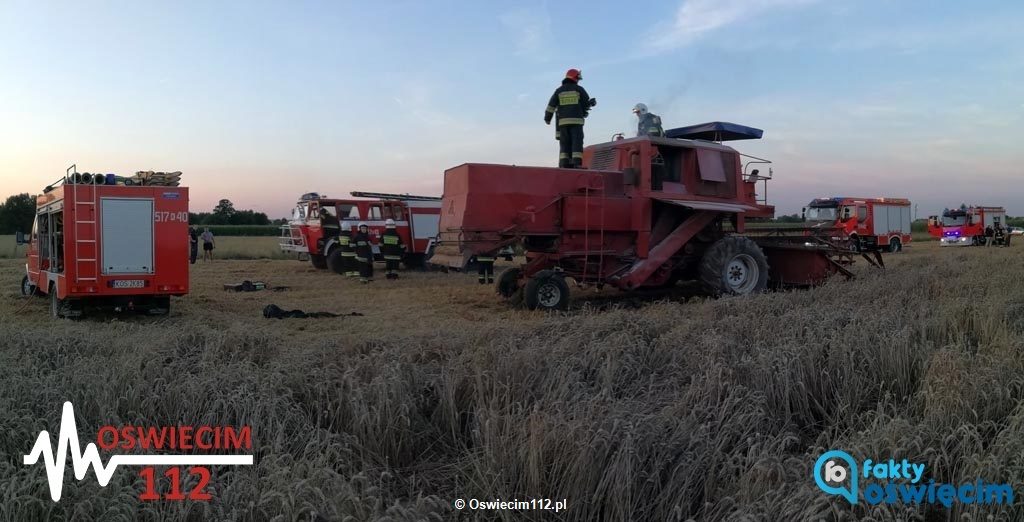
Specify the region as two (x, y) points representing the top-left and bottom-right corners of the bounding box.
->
(358, 222), (368, 229)
(385, 219), (396, 227)
(633, 103), (648, 116)
(565, 68), (581, 81)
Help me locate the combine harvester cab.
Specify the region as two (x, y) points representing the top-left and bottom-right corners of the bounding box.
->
(803, 196), (912, 253)
(933, 206), (1006, 246)
(433, 122), (881, 310)
(279, 191), (442, 271)
(18, 168), (189, 318)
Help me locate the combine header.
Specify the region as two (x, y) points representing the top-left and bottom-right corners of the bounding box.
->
(433, 122), (880, 310)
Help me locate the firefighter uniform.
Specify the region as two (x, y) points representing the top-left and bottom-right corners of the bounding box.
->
(545, 69), (594, 168)
(338, 228), (358, 277)
(353, 224), (374, 283)
(475, 254), (495, 285)
(380, 221), (406, 280)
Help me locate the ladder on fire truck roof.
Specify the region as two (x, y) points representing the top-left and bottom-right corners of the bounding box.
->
(67, 165), (100, 283)
(349, 191), (442, 202)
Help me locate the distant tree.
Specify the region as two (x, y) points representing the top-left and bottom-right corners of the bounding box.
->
(775, 213), (803, 223)
(0, 193), (36, 234)
(272, 218), (288, 226)
(213, 199), (236, 218)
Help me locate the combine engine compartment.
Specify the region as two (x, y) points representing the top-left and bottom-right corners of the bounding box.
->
(434, 122), (879, 309)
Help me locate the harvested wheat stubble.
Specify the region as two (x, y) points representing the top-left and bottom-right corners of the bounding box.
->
(1, 242), (1023, 521)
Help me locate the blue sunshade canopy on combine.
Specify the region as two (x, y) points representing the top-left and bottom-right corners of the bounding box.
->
(665, 122), (764, 141)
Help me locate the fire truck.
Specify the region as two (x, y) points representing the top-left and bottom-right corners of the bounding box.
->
(279, 191), (443, 271)
(18, 169), (189, 318)
(802, 197), (912, 252)
(927, 206), (1006, 246)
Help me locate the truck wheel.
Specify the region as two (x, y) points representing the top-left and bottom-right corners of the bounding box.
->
(496, 267), (522, 298)
(889, 237), (902, 253)
(148, 296), (171, 315)
(21, 276), (36, 297)
(50, 286), (66, 318)
(326, 249), (346, 274)
(310, 254), (328, 269)
(699, 236), (769, 296)
(524, 270), (569, 311)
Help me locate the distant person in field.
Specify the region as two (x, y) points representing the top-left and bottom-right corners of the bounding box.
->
(189, 227), (199, 264)
(201, 227), (216, 261)
(380, 219), (406, 280)
(984, 225), (994, 247)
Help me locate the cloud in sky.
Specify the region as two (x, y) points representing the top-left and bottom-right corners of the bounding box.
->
(648, 0), (820, 51)
(499, 5), (552, 58)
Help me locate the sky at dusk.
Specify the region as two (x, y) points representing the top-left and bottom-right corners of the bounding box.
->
(1, 0), (1022, 219)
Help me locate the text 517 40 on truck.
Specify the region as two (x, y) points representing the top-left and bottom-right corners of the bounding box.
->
(18, 171), (189, 318)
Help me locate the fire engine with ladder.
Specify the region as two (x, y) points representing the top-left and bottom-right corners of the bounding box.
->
(802, 196), (912, 253)
(18, 166), (189, 318)
(927, 205), (1007, 246)
(279, 191), (443, 272)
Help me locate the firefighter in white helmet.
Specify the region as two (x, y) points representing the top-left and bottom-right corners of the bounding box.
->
(633, 103), (665, 137)
(353, 222), (374, 283)
(380, 218), (406, 279)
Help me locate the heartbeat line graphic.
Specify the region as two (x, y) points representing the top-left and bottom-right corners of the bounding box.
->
(23, 402), (253, 502)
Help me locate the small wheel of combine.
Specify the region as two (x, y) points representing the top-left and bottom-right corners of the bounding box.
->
(889, 237), (902, 253)
(496, 267), (522, 298)
(524, 270), (569, 311)
(326, 248), (346, 274)
(699, 236), (769, 296)
(21, 275), (36, 297)
(310, 254), (328, 269)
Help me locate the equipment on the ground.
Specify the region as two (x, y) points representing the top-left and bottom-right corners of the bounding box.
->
(432, 121), (881, 310)
(262, 304), (363, 319)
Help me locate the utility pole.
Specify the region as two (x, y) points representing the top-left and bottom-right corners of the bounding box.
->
(914, 204), (918, 221)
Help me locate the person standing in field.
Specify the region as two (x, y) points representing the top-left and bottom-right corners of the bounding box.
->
(189, 226), (199, 264)
(201, 227), (216, 261)
(380, 219), (406, 280)
(353, 222), (374, 283)
(338, 224), (358, 277)
(985, 225), (994, 247)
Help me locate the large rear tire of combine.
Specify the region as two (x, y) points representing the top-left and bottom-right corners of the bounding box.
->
(496, 267), (522, 298)
(310, 254), (328, 269)
(699, 236), (769, 297)
(326, 249), (346, 275)
(889, 237), (902, 253)
(524, 270), (569, 311)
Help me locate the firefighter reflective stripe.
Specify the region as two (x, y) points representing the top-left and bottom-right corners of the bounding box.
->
(382, 236), (400, 245)
(341, 252), (356, 257)
(339, 236), (350, 245)
(355, 256), (368, 262)
(559, 153), (570, 159)
(383, 256), (402, 260)
(572, 152), (583, 159)
(476, 256), (496, 262)
(545, 105), (556, 113)
(558, 92), (580, 105)
(558, 118), (585, 126)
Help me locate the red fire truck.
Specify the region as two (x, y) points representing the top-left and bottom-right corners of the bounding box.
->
(18, 170), (189, 318)
(927, 206), (1006, 246)
(279, 191), (442, 271)
(802, 197), (912, 252)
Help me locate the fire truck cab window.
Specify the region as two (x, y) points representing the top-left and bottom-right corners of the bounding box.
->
(319, 206), (339, 231)
(806, 206), (837, 221)
(347, 206), (361, 219)
(369, 206), (383, 220)
(942, 213), (966, 226)
(389, 205), (404, 221)
(292, 205), (306, 221)
(857, 207), (867, 222)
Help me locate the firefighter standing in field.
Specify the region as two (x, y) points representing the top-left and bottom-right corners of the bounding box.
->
(545, 68), (596, 168)
(633, 103), (665, 137)
(381, 219), (406, 280)
(474, 254), (495, 285)
(338, 224), (357, 277)
(353, 222), (374, 283)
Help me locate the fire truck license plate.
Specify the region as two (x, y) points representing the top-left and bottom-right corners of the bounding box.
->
(112, 280), (145, 289)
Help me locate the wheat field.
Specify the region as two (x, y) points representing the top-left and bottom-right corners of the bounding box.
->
(2, 241), (1023, 521)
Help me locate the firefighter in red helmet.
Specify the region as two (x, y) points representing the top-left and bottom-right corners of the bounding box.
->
(353, 222), (374, 283)
(545, 68), (596, 168)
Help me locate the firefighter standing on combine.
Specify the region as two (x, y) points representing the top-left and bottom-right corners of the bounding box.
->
(353, 222), (374, 283)
(338, 224), (357, 277)
(381, 219), (406, 279)
(545, 68), (596, 168)
(633, 103), (665, 137)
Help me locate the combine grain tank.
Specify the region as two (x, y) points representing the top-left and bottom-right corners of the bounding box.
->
(18, 168), (189, 317)
(433, 122), (880, 310)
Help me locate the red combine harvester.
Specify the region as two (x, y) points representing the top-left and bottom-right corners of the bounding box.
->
(433, 122), (881, 310)
(279, 191), (442, 271)
(803, 197), (912, 253)
(18, 168), (189, 318)
(926, 206), (1006, 246)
